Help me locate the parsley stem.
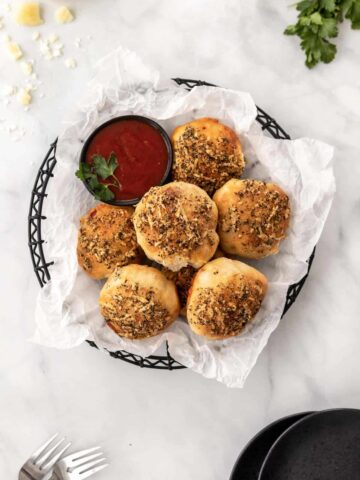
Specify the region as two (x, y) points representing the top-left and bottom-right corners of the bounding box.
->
(105, 181), (120, 190)
(111, 174), (122, 191)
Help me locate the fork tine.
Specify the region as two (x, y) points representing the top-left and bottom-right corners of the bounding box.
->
(67, 446), (101, 461)
(41, 441), (72, 471)
(36, 437), (66, 466)
(69, 451), (103, 468)
(78, 458), (107, 473)
(79, 463), (109, 480)
(31, 433), (59, 461)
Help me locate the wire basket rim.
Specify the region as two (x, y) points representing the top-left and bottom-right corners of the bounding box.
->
(28, 77), (315, 371)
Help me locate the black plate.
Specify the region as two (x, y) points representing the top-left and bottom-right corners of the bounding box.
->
(259, 408), (360, 480)
(230, 412), (313, 480)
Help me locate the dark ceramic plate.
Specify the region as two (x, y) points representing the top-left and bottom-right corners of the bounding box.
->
(229, 412), (313, 480)
(259, 408), (360, 480)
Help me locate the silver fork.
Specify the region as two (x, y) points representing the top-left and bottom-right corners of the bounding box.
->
(51, 447), (108, 480)
(19, 433), (71, 480)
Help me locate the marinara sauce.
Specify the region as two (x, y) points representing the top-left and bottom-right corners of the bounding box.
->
(85, 118), (170, 201)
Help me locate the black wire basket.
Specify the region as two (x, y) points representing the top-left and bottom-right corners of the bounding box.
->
(28, 78), (315, 371)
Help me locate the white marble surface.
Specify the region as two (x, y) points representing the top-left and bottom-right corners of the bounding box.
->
(1, 0), (360, 478)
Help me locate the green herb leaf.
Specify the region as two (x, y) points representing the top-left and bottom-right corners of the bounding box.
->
(87, 175), (100, 190)
(76, 153), (120, 202)
(320, 39), (337, 61)
(310, 11), (323, 24)
(284, 24), (298, 35)
(299, 16), (312, 26)
(345, 0), (360, 28)
(91, 153), (118, 179)
(107, 152), (118, 173)
(285, 0), (359, 67)
(319, 17), (338, 37)
(92, 156), (110, 179)
(296, 0), (318, 14)
(92, 183), (115, 201)
(75, 162), (93, 181)
(320, 0), (337, 12)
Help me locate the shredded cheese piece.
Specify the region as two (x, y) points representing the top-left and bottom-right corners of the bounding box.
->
(32, 31), (40, 41)
(18, 88), (32, 105)
(64, 57), (77, 69)
(55, 6), (74, 24)
(20, 61), (33, 75)
(6, 41), (23, 60)
(3, 85), (17, 96)
(49, 33), (58, 43)
(16, 2), (43, 26)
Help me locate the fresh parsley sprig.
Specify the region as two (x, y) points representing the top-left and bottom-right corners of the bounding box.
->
(76, 153), (122, 202)
(285, 0), (360, 68)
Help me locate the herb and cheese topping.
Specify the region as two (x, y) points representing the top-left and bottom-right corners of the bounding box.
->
(134, 182), (219, 270)
(77, 204), (142, 280)
(172, 118), (245, 196)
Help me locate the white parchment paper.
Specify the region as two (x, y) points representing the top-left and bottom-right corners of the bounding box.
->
(34, 47), (335, 388)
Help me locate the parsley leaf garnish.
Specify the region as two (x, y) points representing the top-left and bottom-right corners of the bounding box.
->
(92, 154), (117, 179)
(75, 152), (122, 202)
(285, 0), (360, 68)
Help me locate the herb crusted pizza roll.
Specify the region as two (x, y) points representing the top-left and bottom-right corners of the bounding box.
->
(171, 117), (245, 196)
(133, 181), (219, 271)
(99, 264), (180, 339)
(77, 204), (143, 280)
(187, 257), (268, 340)
(213, 179), (290, 259)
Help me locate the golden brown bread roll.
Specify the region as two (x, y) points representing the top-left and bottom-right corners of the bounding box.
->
(77, 204), (143, 280)
(99, 264), (180, 339)
(133, 181), (219, 271)
(161, 265), (196, 316)
(171, 117), (245, 196)
(187, 257), (268, 340)
(160, 248), (224, 315)
(213, 179), (290, 259)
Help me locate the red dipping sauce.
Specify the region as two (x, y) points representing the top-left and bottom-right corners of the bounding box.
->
(85, 117), (171, 202)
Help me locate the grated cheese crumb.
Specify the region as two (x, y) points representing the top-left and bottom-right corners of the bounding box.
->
(6, 41), (23, 60)
(25, 82), (36, 91)
(55, 6), (74, 24)
(20, 61), (33, 75)
(64, 57), (77, 69)
(39, 37), (63, 60)
(3, 85), (17, 96)
(32, 31), (40, 41)
(18, 88), (32, 105)
(49, 33), (58, 43)
(16, 2), (43, 26)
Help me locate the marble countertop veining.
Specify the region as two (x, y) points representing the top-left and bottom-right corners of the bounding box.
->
(1, 1), (360, 478)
